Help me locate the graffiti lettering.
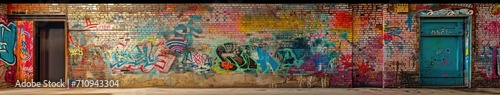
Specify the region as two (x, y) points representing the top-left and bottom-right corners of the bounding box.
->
(0, 23), (17, 65)
(17, 21), (34, 81)
(54, 4), (406, 87)
(256, 47), (280, 73)
(431, 29), (451, 35)
(193, 52), (208, 65)
(21, 67), (33, 79)
(97, 24), (113, 30)
(69, 49), (84, 56)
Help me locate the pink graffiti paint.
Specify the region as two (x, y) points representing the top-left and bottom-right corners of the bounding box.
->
(193, 52), (208, 65)
(5, 65), (16, 84)
(116, 54), (176, 74)
(287, 65), (297, 77)
(0, 14), (7, 25)
(484, 21), (500, 36)
(440, 56), (448, 65)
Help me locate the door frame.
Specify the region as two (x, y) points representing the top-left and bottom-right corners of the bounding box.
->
(7, 14), (68, 86)
(417, 16), (472, 88)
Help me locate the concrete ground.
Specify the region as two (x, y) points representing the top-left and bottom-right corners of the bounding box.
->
(0, 88), (499, 95)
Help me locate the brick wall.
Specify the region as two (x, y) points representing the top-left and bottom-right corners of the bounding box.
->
(64, 4), (362, 88)
(7, 4), (66, 14)
(0, 4), (6, 14)
(0, 4), (498, 88)
(383, 4), (419, 87)
(473, 3), (500, 87)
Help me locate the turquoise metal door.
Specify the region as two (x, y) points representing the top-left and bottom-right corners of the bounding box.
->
(419, 18), (465, 86)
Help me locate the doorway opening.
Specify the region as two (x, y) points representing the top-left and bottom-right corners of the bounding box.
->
(35, 21), (66, 83)
(7, 14), (67, 83)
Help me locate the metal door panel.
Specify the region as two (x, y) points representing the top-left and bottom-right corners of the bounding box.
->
(419, 18), (465, 86)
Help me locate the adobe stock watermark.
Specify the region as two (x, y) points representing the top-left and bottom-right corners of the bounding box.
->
(15, 79), (66, 88)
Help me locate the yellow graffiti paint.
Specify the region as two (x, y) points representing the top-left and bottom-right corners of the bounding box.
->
(238, 14), (328, 33)
(69, 48), (84, 56)
(394, 4), (409, 13)
(211, 63), (230, 74)
(466, 49), (469, 56)
(138, 36), (156, 43)
(491, 5), (500, 15)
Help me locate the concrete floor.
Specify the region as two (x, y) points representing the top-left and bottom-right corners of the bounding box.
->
(0, 88), (499, 95)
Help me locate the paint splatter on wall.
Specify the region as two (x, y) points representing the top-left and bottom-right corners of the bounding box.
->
(474, 4), (500, 87)
(63, 4), (375, 88)
(0, 14), (18, 86)
(1, 3), (498, 88)
(15, 21), (34, 81)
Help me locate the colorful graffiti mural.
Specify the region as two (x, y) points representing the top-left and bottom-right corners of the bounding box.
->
(64, 4), (394, 88)
(15, 21), (34, 81)
(0, 14), (17, 84)
(0, 15), (36, 85)
(2, 3), (496, 88)
(478, 43), (500, 79)
(413, 4), (474, 16)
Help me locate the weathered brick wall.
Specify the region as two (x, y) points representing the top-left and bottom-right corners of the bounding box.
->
(473, 3), (500, 88)
(0, 3), (498, 88)
(0, 4), (6, 14)
(383, 4), (419, 87)
(64, 4), (359, 88)
(350, 4), (398, 87)
(7, 4), (66, 14)
(0, 4), (9, 88)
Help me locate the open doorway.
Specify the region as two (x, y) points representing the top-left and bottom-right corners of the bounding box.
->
(6, 14), (67, 85)
(35, 21), (66, 82)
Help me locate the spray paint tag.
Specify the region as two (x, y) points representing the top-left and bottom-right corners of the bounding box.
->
(497, 55), (500, 76)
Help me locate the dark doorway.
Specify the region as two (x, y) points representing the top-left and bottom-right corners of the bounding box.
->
(35, 21), (66, 82)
